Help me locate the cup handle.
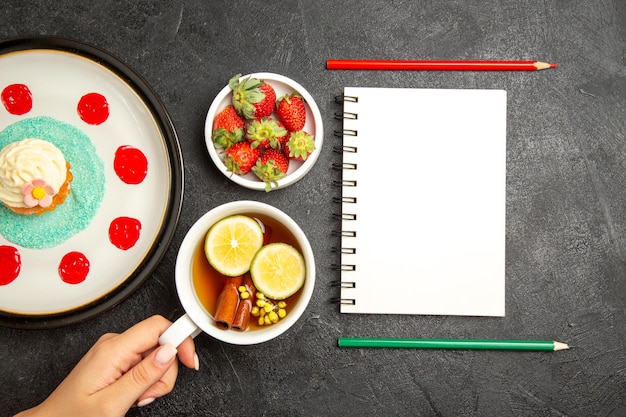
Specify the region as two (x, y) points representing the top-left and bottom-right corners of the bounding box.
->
(159, 313), (203, 348)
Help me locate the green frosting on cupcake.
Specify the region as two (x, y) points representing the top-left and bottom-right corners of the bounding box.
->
(0, 116), (106, 249)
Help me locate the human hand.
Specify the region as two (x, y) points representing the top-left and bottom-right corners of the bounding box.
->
(15, 315), (198, 417)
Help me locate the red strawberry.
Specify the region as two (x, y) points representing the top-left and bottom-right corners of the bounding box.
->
(212, 105), (245, 149)
(246, 117), (288, 150)
(276, 92), (306, 131)
(252, 148), (289, 192)
(229, 74), (276, 120)
(223, 141), (260, 175)
(275, 122), (290, 148)
(284, 131), (315, 161)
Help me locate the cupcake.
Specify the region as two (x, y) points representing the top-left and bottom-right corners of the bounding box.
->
(0, 138), (73, 215)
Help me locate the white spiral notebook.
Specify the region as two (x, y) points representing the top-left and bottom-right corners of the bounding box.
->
(335, 86), (507, 316)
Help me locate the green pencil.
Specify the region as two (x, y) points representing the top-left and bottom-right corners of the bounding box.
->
(338, 338), (571, 351)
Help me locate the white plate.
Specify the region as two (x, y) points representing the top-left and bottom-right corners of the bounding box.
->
(204, 72), (323, 191)
(0, 37), (183, 328)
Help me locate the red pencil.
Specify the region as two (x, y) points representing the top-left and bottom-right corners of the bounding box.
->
(326, 59), (557, 71)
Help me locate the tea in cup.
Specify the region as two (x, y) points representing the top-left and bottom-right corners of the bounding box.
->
(159, 201), (315, 346)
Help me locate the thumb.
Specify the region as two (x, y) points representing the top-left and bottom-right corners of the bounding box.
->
(100, 343), (178, 409)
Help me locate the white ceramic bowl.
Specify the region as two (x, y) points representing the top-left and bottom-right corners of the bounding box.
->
(163, 200), (315, 345)
(204, 73), (323, 191)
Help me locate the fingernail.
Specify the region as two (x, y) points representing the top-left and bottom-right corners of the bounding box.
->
(154, 343), (177, 366)
(194, 353), (200, 371)
(137, 397), (155, 407)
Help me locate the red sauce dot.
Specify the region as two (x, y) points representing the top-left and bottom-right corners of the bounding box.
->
(0, 245), (21, 285)
(58, 252), (90, 284)
(2, 84), (33, 115)
(114, 145), (148, 184)
(109, 217), (142, 250)
(77, 92), (109, 125)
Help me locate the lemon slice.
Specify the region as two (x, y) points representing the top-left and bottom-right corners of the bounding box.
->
(204, 215), (264, 276)
(250, 243), (306, 300)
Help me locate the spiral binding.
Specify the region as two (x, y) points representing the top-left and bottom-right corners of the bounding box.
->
(333, 145), (357, 154)
(334, 94), (358, 103)
(332, 94), (359, 306)
(330, 297), (356, 305)
(332, 179), (357, 187)
(331, 162), (357, 170)
(332, 196), (356, 204)
(332, 213), (356, 221)
(333, 129), (357, 138)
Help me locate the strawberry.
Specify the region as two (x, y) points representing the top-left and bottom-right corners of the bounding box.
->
(212, 105), (245, 149)
(246, 117), (288, 150)
(252, 148), (289, 192)
(275, 123), (290, 148)
(229, 73), (276, 120)
(276, 92), (306, 132)
(223, 141), (260, 175)
(284, 131), (315, 161)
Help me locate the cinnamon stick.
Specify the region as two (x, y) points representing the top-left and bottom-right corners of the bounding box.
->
(232, 274), (256, 331)
(214, 276), (243, 330)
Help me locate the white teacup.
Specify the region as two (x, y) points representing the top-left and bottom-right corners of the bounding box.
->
(159, 201), (315, 346)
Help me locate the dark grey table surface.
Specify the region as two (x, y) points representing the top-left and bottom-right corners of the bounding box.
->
(1, 1), (625, 416)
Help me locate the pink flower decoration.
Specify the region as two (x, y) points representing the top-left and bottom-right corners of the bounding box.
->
(22, 179), (55, 208)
